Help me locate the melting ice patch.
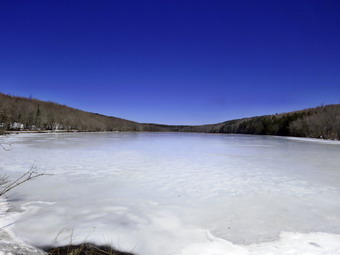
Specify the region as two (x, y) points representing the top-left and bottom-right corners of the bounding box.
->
(1, 133), (340, 255)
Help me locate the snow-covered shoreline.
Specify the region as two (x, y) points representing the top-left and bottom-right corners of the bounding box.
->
(0, 198), (45, 255)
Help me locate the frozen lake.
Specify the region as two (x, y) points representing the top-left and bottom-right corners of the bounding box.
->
(1, 132), (340, 255)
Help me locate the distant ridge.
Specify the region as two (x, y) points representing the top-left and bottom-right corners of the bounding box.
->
(1, 93), (339, 140)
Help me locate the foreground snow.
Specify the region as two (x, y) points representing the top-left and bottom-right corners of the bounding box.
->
(2, 200), (340, 255)
(180, 231), (340, 255)
(0, 199), (45, 255)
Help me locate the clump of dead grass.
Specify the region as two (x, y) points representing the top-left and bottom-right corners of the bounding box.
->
(45, 243), (134, 255)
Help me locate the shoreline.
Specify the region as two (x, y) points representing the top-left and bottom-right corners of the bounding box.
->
(4, 129), (340, 143)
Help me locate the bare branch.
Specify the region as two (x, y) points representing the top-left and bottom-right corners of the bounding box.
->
(0, 141), (11, 151)
(0, 136), (11, 151)
(0, 165), (52, 197)
(1, 137), (51, 197)
(0, 174), (10, 186)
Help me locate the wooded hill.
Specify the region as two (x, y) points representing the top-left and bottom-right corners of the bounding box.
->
(184, 105), (340, 140)
(0, 93), (142, 132)
(1, 93), (339, 139)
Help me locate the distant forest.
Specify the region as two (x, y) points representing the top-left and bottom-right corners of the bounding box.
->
(1, 93), (339, 140)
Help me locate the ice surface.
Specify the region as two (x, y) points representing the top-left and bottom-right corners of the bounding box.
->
(1, 133), (340, 255)
(0, 199), (46, 254)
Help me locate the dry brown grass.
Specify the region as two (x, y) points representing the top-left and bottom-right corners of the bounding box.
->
(45, 243), (134, 255)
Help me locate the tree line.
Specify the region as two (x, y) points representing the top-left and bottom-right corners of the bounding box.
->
(181, 105), (340, 139)
(0, 93), (143, 132)
(1, 93), (339, 140)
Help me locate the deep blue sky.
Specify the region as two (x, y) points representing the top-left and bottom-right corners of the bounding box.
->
(0, 0), (339, 125)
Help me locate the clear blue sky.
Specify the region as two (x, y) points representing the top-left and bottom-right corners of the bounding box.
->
(0, 0), (339, 125)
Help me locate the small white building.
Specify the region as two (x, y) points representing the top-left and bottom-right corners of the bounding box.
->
(10, 122), (24, 130)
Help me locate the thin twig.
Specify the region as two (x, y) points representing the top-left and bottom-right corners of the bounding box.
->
(0, 142), (11, 151)
(0, 165), (52, 196)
